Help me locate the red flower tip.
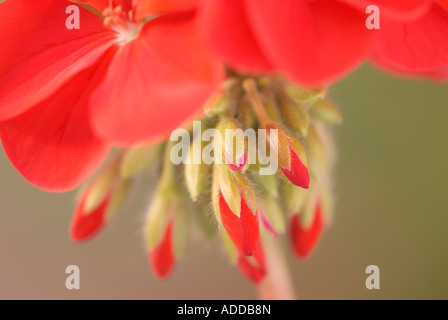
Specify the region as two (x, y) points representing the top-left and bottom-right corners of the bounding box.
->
(289, 205), (324, 259)
(280, 145), (310, 189)
(227, 152), (248, 171)
(70, 193), (110, 243)
(219, 191), (259, 256)
(237, 244), (267, 284)
(149, 221), (176, 279)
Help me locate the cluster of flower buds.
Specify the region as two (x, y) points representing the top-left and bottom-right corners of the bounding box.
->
(69, 75), (342, 284)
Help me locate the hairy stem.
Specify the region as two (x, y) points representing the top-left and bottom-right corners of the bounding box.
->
(258, 238), (296, 300)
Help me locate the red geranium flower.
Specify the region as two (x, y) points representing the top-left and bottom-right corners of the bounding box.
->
(0, 0), (224, 191)
(198, 0), (434, 87)
(370, 0), (448, 80)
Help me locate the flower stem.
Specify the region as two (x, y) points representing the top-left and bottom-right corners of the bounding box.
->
(258, 237), (296, 300)
(243, 78), (270, 127)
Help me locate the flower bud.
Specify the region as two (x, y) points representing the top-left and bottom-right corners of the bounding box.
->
(278, 96), (310, 137)
(184, 125), (211, 201)
(212, 165), (259, 256)
(145, 188), (190, 279)
(220, 229), (238, 265)
(285, 83), (326, 105)
(237, 244), (267, 284)
(281, 183), (308, 214)
(309, 99), (342, 125)
(216, 117), (248, 172)
(70, 156), (129, 242)
(289, 201), (324, 259)
(266, 123), (310, 189)
(120, 143), (163, 178)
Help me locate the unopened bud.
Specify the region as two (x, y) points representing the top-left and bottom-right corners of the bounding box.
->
(278, 96), (310, 137)
(216, 117), (249, 172)
(309, 99), (343, 125)
(289, 200), (324, 259)
(212, 165), (259, 256)
(285, 83), (326, 105)
(120, 143), (163, 178)
(237, 243), (267, 284)
(184, 126), (211, 201)
(70, 155), (129, 242)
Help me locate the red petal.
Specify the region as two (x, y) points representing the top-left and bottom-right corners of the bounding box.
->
(70, 192), (110, 242)
(280, 145), (310, 189)
(244, 0), (373, 86)
(71, 0), (133, 12)
(237, 244), (267, 284)
(371, 7), (448, 76)
(289, 206), (324, 259)
(135, 0), (198, 21)
(199, 0), (273, 73)
(0, 0), (117, 121)
(149, 221), (175, 279)
(429, 65), (448, 81)
(436, 0), (448, 13)
(219, 191), (259, 256)
(0, 54), (113, 192)
(342, 0), (431, 20)
(90, 12), (225, 145)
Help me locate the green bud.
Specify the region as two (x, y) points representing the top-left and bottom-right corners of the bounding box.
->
(309, 99), (343, 125)
(285, 83), (327, 105)
(120, 143), (163, 179)
(184, 127), (211, 201)
(83, 156), (121, 214)
(105, 178), (130, 222)
(300, 191), (318, 229)
(220, 229), (238, 265)
(281, 183), (308, 214)
(278, 96), (310, 137)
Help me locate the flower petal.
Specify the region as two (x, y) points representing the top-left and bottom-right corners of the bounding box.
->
(135, 0), (198, 21)
(289, 205), (324, 259)
(199, 0), (273, 73)
(0, 54), (113, 192)
(0, 0), (117, 121)
(219, 191), (259, 256)
(70, 191), (110, 243)
(237, 244), (267, 284)
(149, 220), (175, 279)
(342, 0), (431, 20)
(244, 0), (373, 86)
(280, 145), (310, 189)
(71, 0), (133, 12)
(370, 7), (448, 76)
(90, 12), (225, 145)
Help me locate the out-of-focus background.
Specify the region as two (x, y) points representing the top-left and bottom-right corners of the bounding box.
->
(1, 65), (447, 299)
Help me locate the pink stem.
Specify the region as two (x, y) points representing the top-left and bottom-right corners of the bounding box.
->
(258, 238), (296, 300)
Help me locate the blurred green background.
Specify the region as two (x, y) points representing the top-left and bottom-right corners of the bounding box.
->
(1, 64), (447, 299)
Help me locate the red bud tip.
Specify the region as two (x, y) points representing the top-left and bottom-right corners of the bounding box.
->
(219, 191), (259, 256)
(280, 145), (310, 189)
(289, 205), (324, 259)
(149, 221), (175, 279)
(227, 152), (248, 171)
(260, 209), (278, 237)
(70, 193), (110, 243)
(237, 244), (267, 284)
